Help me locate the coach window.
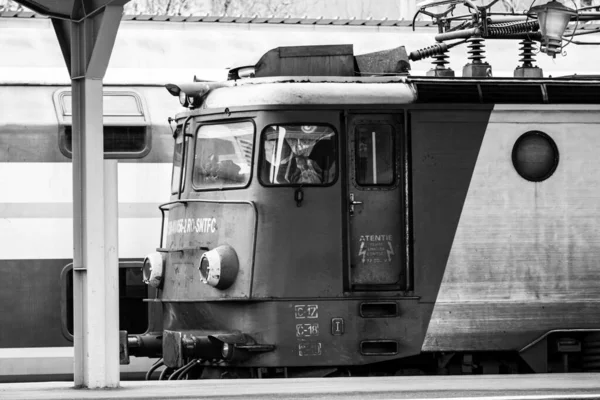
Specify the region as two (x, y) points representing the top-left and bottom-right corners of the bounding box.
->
(355, 124), (395, 186)
(192, 121), (254, 190)
(54, 90), (150, 159)
(260, 125), (337, 185)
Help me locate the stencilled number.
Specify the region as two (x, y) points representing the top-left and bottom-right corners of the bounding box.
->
(296, 323), (319, 337)
(294, 305), (305, 319)
(298, 342), (322, 356)
(294, 304), (319, 319)
(293, 304), (322, 356)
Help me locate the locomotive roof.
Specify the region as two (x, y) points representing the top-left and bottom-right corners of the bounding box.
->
(175, 75), (600, 113)
(197, 76), (415, 109)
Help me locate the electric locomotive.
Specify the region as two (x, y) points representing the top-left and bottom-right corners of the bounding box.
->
(123, 2), (600, 378)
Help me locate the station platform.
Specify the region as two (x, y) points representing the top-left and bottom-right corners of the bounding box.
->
(1, 373), (600, 400)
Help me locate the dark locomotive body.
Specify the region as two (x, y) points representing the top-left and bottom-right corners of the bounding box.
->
(126, 46), (600, 377)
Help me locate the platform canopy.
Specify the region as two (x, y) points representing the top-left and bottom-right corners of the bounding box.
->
(15, 0), (125, 19)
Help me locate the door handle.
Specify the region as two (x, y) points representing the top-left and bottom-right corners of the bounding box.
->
(349, 193), (363, 215)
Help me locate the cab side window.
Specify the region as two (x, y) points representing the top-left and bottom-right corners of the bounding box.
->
(355, 124), (395, 186)
(260, 124), (337, 186)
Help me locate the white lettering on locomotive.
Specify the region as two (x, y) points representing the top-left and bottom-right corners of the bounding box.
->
(167, 218), (217, 236)
(294, 304), (319, 319)
(298, 342), (322, 357)
(359, 234), (393, 242)
(295, 323), (319, 337)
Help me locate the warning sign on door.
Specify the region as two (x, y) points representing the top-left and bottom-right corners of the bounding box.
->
(357, 234), (394, 264)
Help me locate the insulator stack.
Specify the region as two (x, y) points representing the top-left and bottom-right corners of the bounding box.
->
(409, 42), (449, 62)
(519, 39), (536, 68)
(431, 52), (450, 69)
(422, 43), (454, 77)
(466, 36), (486, 64)
(463, 35), (491, 78)
(513, 38), (542, 78)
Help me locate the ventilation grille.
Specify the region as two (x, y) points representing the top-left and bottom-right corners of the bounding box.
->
(415, 80), (600, 104)
(415, 83), (480, 103)
(480, 84), (543, 103)
(546, 84), (600, 104)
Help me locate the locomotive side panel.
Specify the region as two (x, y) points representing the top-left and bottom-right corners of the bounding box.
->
(424, 105), (600, 352)
(410, 107), (492, 305)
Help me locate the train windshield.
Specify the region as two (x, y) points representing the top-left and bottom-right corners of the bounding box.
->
(192, 121), (254, 190)
(260, 125), (336, 185)
(171, 125), (186, 194)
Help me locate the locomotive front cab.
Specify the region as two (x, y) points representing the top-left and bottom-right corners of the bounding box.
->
(130, 75), (427, 377)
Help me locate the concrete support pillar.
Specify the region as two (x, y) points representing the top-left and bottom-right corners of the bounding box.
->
(71, 78), (121, 388)
(51, 2), (126, 388)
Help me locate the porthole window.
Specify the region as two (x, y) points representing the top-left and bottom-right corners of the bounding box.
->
(512, 131), (559, 182)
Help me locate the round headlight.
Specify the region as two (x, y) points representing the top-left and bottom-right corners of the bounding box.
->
(178, 90), (189, 107)
(142, 252), (165, 288)
(198, 245), (239, 290)
(221, 343), (234, 360)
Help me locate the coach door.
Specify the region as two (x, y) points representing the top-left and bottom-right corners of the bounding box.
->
(348, 114), (405, 290)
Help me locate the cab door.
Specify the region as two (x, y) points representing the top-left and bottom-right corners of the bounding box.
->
(347, 113), (405, 290)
